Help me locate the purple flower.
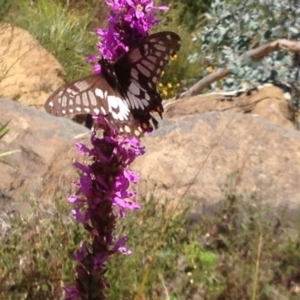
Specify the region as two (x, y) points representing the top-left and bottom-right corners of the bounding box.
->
(114, 237), (132, 255)
(64, 286), (82, 300)
(94, 0), (169, 63)
(72, 242), (89, 262)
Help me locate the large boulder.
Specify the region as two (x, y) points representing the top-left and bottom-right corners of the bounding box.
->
(164, 84), (294, 130)
(133, 111), (300, 212)
(0, 23), (65, 108)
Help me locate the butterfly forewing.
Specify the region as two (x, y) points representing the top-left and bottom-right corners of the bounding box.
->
(114, 31), (181, 115)
(45, 75), (144, 135)
(45, 75), (111, 116)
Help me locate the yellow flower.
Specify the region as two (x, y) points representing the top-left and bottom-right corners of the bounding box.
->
(167, 83), (172, 89)
(176, 83), (180, 87)
(170, 54), (178, 61)
(162, 90), (168, 97)
(158, 82), (163, 87)
(206, 66), (214, 72)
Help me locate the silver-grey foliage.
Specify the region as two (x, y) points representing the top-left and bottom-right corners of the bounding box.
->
(192, 0), (300, 91)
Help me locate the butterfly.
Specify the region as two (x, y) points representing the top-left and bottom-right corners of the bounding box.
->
(45, 31), (181, 137)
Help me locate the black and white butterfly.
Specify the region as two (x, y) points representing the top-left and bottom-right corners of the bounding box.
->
(45, 31), (181, 137)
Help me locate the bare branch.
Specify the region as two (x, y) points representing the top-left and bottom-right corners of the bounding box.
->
(178, 39), (300, 99)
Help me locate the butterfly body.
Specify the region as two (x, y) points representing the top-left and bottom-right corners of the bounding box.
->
(45, 31), (181, 137)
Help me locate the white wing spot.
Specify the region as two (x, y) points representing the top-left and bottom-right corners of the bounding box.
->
(75, 95), (81, 105)
(148, 81), (154, 88)
(142, 60), (155, 71)
(76, 107), (82, 112)
(142, 99), (149, 106)
(127, 92), (140, 109)
(133, 49), (142, 60)
(137, 63), (151, 77)
(62, 110), (66, 115)
(154, 44), (166, 51)
(61, 95), (67, 107)
(88, 91), (97, 106)
(107, 95), (130, 121)
(124, 125), (131, 133)
(156, 68), (161, 75)
(95, 88), (104, 99)
(66, 88), (78, 96)
(155, 51), (162, 57)
(167, 34), (172, 40)
(69, 108), (74, 113)
(74, 81), (89, 91)
(131, 68), (139, 80)
(153, 76), (157, 83)
(101, 107), (106, 115)
(84, 108), (90, 113)
(93, 108), (100, 114)
(129, 83), (141, 96)
(48, 101), (54, 107)
(148, 56), (157, 63)
(82, 92), (89, 106)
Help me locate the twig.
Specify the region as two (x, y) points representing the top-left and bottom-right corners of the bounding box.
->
(251, 234), (263, 300)
(178, 39), (300, 99)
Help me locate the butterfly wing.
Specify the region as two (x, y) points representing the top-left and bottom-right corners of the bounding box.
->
(44, 75), (143, 136)
(45, 31), (181, 137)
(114, 31), (181, 118)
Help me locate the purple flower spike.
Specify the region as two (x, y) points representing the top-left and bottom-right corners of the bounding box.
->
(65, 0), (169, 298)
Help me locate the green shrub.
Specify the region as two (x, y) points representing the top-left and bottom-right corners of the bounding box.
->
(0, 198), (85, 299)
(0, 0), (14, 21)
(15, 0), (98, 81)
(164, 0), (212, 31)
(2, 190), (300, 299)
